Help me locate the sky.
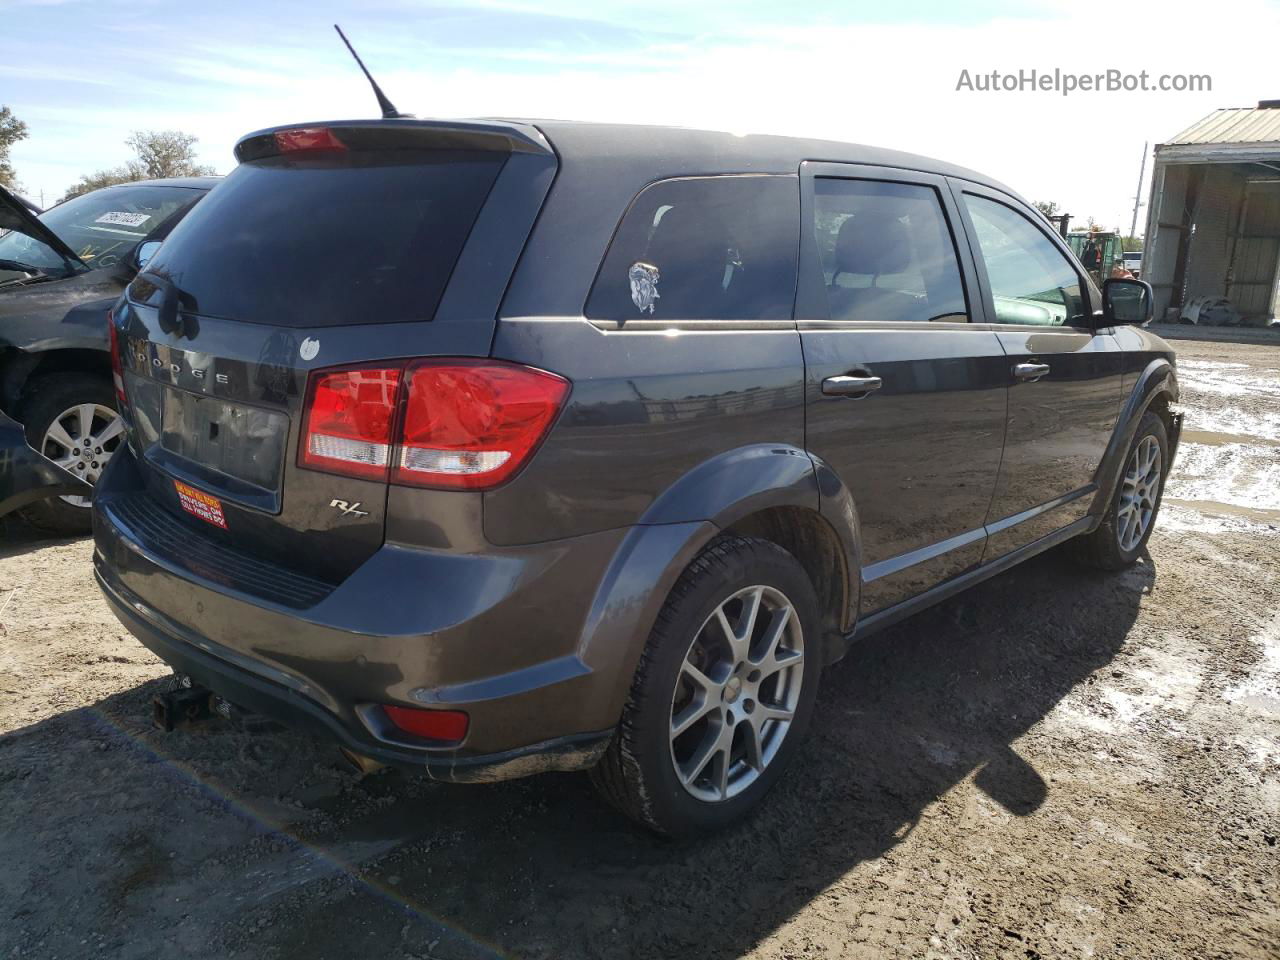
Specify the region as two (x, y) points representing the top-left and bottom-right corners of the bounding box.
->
(3, 0), (1279, 233)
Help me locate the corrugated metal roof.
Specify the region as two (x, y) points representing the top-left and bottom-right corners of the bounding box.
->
(1168, 106), (1280, 145)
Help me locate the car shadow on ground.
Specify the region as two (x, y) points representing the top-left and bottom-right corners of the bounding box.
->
(2, 547), (1155, 959)
(0, 515), (84, 558)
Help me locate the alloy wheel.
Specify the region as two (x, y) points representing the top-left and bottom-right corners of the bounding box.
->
(668, 584), (805, 803)
(40, 403), (124, 507)
(1117, 435), (1161, 552)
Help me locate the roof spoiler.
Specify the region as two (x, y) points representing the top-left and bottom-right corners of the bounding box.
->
(233, 119), (553, 163)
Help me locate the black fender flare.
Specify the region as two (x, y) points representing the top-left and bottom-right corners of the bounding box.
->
(1090, 358), (1181, 519)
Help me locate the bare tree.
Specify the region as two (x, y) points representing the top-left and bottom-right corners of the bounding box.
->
(0, 105), (29, 191)
(125, 130), (216, 180)
(62, 130), (217, 201)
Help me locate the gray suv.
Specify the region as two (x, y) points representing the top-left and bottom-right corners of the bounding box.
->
(93, 119), (1181, 836)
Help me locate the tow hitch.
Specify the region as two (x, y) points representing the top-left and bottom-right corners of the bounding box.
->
(152, 675), (280, 733)
(152, 683), (214, 731)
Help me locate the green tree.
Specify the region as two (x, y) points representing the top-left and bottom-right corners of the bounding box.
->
(1033, 200), (1060, 218)
(0, 105), (29, 190)
(62, 129), (216, 201)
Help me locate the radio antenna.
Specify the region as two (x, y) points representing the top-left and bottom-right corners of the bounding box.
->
(334, 24), (410, 119)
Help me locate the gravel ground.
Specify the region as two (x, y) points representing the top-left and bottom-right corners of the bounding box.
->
(1, 337), (1277, 960)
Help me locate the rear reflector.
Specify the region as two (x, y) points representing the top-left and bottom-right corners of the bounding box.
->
(298, 359), (569, 489)
(274, 127), (347, 153)
(299, 366), (402, 481)
(383, 705), (469, 743)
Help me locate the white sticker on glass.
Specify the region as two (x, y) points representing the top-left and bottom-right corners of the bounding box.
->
(94, 212), (152, 228)
(629, 261), (660, 315)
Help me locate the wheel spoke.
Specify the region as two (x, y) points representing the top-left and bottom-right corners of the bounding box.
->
(752, 603), (791, 666)
(44, 419), (76, 454)
(75, 404), (96, 442)
(681, 660), (716, 697)
(671, 694), (717, 738)
(94, 416), (124, 446)
(733, 587), (763, 660)
(760, 704), (795, 724)
(740, 716), (764, 772)
(680, 729), (724, 787)
(712, 743), (730, 800)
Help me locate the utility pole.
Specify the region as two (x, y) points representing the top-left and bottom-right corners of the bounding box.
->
(1129, 142), (1148, 242)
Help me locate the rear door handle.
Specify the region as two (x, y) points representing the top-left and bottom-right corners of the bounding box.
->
(822, 374), (882, 397)
(1013, 362), (1051, 382)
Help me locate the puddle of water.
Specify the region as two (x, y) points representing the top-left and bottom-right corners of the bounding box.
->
(1178, 359), (1251, 370)
(1164, 498), (1280, 527)
(1167, 439), (1280, 521)
(1181, 429), (1280, 449)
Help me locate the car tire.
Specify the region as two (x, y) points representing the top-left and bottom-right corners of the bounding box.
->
(16, 374), (121, 536)
(1070, 411), (1169, 571)
(589, 535), (822, 838)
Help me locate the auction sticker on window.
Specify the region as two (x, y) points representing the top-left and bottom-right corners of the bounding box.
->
(174, 480), (228, 529)
(95, 212), (152, 228)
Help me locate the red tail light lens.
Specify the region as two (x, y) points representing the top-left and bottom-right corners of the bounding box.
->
(383, 705), (469, 743)
(299, 360), (568, 488)
(393, 361), (569, 490)
(108, 311), (127, 409)
(299, 366), (403, 480)
(273, 127), (347, 153)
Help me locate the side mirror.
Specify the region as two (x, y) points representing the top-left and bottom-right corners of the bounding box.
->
(134, 239), (163, 270)
(1101, 277), (1153, 326)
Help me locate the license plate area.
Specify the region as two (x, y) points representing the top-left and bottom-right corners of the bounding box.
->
(128, 374), (288, 512)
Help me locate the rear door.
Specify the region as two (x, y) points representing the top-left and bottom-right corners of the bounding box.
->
(798, 163), (1008, 616)
(114, 121), (555, 585)
(951, 182), (1123, 556)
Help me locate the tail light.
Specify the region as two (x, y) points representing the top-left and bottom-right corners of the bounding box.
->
(298, 359), (568, 490)
(299, 366), (403, 481)
(107, 311), (127, 409)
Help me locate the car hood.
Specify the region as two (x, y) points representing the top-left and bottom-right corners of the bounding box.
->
(0, 266), (123, 353)
(0, 182), (87, 270)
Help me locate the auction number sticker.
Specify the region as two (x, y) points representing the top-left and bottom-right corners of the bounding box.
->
(95, 212), (152, 227)
(174, 480), (228, 529)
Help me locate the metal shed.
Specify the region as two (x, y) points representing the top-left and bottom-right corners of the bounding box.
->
(1143, 100), (1280, 325)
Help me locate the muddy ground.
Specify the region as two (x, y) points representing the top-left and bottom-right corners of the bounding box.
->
(2, 336), (1277, 960)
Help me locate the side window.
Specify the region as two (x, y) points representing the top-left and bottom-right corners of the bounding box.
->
(812, 178), (969, 323)
(586, 175), (798, 321)
(962, 194), (1088, 326)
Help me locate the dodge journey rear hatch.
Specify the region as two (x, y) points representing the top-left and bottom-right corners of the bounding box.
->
(109, 119), (557, 595)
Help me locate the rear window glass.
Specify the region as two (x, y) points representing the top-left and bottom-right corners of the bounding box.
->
(137, 150), (505, 327)
(586, 175), (798, 321)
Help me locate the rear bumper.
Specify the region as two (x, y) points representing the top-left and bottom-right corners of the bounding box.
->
(91, 452), (629, 780)
(96, 567), (609, 780)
